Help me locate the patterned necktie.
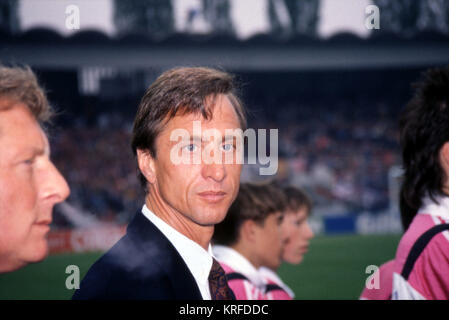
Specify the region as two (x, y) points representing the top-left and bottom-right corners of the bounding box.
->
(208, 258), (234, 300)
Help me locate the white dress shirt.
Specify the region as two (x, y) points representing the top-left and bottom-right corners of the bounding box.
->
(141, 205), (213, 300)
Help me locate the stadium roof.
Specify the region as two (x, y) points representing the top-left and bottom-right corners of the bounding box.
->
(1, 29), (449, 71)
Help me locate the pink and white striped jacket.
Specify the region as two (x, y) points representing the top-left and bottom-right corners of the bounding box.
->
(213, 245), (293, 300)
(392, 195), (449, 300)
(259, 266), (294, 300)
(220, 262), (268, 300)
(360, 260), (395, 300)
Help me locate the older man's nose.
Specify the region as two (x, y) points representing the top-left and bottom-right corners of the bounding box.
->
(41, 160), (70, 203)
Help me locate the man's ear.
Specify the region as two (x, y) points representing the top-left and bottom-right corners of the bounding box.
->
(441, 142), (449, 180)
(441, 141), (449, 159)
(241, 219), (257, 242)
(137, 149), (156, 184)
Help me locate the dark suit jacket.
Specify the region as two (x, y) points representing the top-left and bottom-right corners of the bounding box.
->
(72, 211), (203, 300)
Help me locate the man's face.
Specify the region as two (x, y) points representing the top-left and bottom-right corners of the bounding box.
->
(253, 212), (284, 270)
(0, 103), (70, 273)
(280, 207), (314, 264)
(147, 94), (242, 228)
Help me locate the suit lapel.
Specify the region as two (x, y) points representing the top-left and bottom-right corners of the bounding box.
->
(126, 212), (203, 300)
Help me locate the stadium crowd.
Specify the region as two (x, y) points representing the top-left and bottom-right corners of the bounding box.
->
(50, 97), (401, 228)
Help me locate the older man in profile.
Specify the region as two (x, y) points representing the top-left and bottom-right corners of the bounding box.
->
(0, 65), (70, 273)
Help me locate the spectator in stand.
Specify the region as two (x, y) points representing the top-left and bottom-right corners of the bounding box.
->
(48, 94), (400, 225)
(212, 182), (290, 300)
(0, 65), (70, 273)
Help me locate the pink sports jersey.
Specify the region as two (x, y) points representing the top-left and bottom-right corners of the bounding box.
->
(359, 260), (395, 300)
(220, 262), (268, 300)
(259, 267), (294, 300)
(263, 278), (294, 300)
(213, 245), (287, 300)
(392, 195), (449, 300)
(213, 245), (269, 300)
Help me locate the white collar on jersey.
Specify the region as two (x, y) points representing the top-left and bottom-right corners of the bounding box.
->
(212, 245), (267, 289)
(419, 194), (449, 222)
(258, 266), (295, 298)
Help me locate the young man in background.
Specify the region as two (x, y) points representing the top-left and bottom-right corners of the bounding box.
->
(212, 182), (288, 300)
(259, 185), (314, 299)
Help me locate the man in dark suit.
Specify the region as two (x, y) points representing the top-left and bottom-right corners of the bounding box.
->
(73, 67), (247, 300)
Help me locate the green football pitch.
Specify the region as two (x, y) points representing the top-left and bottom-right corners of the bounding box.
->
(0, 233), (401, 300)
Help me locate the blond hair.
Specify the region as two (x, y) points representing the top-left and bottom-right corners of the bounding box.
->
(0, 65), (52, 124)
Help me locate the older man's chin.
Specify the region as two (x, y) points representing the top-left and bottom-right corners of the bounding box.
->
(22, 240), (50, 266)
(0, 247), (48, 274)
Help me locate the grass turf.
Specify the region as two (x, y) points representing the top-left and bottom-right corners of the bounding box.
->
(0, 233), (401, 300)
(278, 233), (401, 299)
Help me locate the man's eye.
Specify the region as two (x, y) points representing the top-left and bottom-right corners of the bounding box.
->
(19, 158), (35, 169)
(222, 143), (234, 151)
(184, 144), (198, 152)
(23, 159), (34, 165)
